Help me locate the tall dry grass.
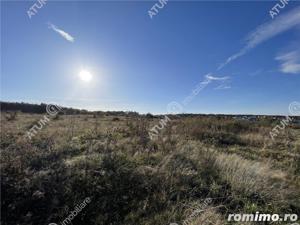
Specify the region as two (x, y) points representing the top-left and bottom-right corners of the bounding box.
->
(214, 152), (295, 202)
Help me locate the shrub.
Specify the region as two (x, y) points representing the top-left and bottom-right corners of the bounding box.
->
(5, 111), (17, 121)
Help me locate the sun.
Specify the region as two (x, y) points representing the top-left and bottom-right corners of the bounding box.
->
(79, 70), (93, 82)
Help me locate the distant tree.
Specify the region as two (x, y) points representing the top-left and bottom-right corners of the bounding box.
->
(145, 113), (155, 119)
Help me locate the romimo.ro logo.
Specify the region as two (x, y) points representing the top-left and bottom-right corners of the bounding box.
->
(228, 212), (298, 222)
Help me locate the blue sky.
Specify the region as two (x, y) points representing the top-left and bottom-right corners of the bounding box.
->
(1, 1), (300, 115)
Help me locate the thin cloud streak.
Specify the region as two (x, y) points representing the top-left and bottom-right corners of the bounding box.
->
(205, 73), (231, 90)
(205, 73), (230, 81)
(203, 73), (231, 90)
(276, 50), (300, 74)
(218, 6), (300, 70)
(48, 23), (75, 42)
(214, 83), (231, 90)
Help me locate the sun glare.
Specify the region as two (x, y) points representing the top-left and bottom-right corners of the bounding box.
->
(79, 70), (93, 82)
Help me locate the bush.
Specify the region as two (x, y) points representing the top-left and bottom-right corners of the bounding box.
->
(5, 111), (17, 121)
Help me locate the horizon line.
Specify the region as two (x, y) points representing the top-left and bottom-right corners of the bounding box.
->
(1, 100), (298, 117)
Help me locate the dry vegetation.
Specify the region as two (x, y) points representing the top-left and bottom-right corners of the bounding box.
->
(1, 112), (300, 225)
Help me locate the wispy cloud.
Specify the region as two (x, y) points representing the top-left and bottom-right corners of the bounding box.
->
(48, 23), (74, 42)
(182, 73), (231, 106)
(215, 83), (231, 90)
(218, 6), (300, 70)
(204, 73), (231, 90)
(249, 69), (263, 76)
(205, 73), (230, 81)
(276, 50), (300, 74)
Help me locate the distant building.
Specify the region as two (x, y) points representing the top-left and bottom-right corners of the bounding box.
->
(233, 115), (257, 121)
(292, 118), (300, 125)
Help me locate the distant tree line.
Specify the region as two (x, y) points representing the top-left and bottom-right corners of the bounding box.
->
(2, 101), (297, 120)
(0, 102), (83, 114)
(0, 101), (141, 117)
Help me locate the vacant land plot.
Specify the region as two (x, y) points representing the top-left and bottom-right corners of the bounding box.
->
(1, 112), (300, 225)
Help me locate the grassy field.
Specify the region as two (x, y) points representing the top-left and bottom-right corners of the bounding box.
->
(1, 112), (300, 225)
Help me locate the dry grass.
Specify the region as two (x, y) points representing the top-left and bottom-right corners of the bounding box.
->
(189, 208), (226, 225)
(214, 153), (293, 201)
(1, 112), (300, 225)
